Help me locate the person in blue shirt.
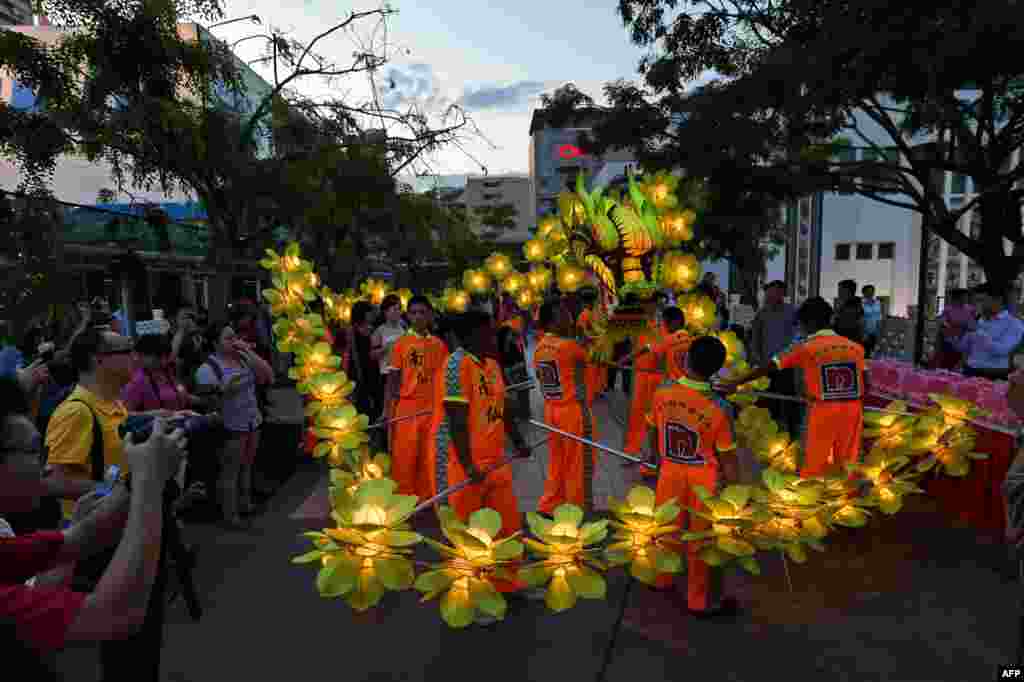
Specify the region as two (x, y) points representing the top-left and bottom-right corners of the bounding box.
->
(952, 283), (1024, 381)
(861, 285), (882, 358)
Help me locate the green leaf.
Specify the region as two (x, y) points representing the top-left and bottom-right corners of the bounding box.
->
(545, 574), (578, 612)
(523, 537), (557, 555)
(374, 557), (415, 591)
(654, 501), (681, 525)
(738, 556), (760, 575)
(449, 527), (489, 552)
(800, 516), (829, 539)
(629, 557), (660, 584)
(553, 504), (584, 528)
(680, 530), (718, 541)
(915, 455), (938, 472)
(470, 578), (507, 618)
(626, 486), (656, 510)
(346, 570), (386, 611)
(703, 499), (735, 518)
(877, 494), (903, 515)
(833, 506), (869, 528)
(468, 508), (503, 538)
(292, 550), (324, 564)
(566, 566), (606, 599)
(692, 485), (712, 501)
(415, 570), (456, 595)
(762, 469), (786, 491)
(580, 520), (610, 544)
(526, 511), (554, 537)
(354, 478), (396, 507)
(440, 586), (476, 628)
(720, 485), (752, 510)
(386, 495), (417, 525)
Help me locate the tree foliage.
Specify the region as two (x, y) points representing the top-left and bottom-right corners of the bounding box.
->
(613, 0), (1024, 291)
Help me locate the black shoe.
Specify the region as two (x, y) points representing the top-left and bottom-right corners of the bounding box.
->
(688, 597), (741, 620)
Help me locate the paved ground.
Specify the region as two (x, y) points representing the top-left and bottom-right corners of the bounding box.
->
(57, 376), (1023, 680)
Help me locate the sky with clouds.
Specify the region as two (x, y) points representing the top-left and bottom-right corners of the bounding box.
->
(207, 0), (653, 179)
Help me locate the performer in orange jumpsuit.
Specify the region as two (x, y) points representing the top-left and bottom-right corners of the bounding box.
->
(533, 300), (596, 514)
(625, 306), (692, 381)
(648, 336), (740, 616)
(386, 295), (448, 500)
(623, 304), (668, 474)
(428, 311), (531, 540)
(724, 296), (865, 477)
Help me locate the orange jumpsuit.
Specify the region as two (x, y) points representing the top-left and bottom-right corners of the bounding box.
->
(389, 330), (448, 500)
(577, 308), (605, 402)
(774, 330), (865, 478)
(649, 376), (737, 611)
(428, 349), (521, 538)
(650, 329), (694, 381)
(533, 332), (596, 514)
(624, 322), (668, 456)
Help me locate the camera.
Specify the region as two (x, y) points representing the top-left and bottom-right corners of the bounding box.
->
(118, 413), (222, 444)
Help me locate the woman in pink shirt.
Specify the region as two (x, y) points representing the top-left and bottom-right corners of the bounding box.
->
(122, 334), (203, 414)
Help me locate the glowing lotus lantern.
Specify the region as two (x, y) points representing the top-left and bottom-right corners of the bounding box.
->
(463, 269), (493, 295)
(484, 253), (512, 279)
(502, 272), (526, 295)
(528, 265), (552, 292)
(519, 505), (609, 611)
(443, 288), (470, 313)
(516, 288), (537, 309)
(660, 251), (701, 292)
(260, 244), (312, 275)
(638, 171), (680, 210)
(273, 314), (326, 354)
(336, 299), (353, 324)
(604, 487), (684, 584)
(660, 209), (696, 244)
(314, 404), (370, 451)
(537, 215), (561, 239)
(679, 293), (717, 333)
(524, 239), (547, 263)
(416, 507), (524, 627)
(557, 264), (585, 293)
(289, 341), (339, 383)
(363, 279), (390, 306)
(713, 330), (745, 366)
(397, 288), (413, 311)
(304, 371), (355, 418)
(292, 479), (421, 611)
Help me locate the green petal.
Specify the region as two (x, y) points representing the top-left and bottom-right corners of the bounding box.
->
(492, 538), (524, 561)
(566, 566), (606, 599)
(292, 550), (324, 564)
(651, 546), (684, 573)
(717, 536), (756, 557)
(347, 571), (386, 611)
(545, 574), (578, 612)
(440, 587), (476, 628)
(697, 546), (730, 568)
(518, 563), (554, 587)
(415, 570), (457, 595)
(720, 485), (752, 510)
(877, 495), (903, 515)
(833, 506), (869, 528)
(553, 504), (584, 528)
(377, 530), (422, 548)
(316, 555), (358, 597)
(374, 557), (415, 591)
(626, 486), (656, 510)
(354, 478), (396, 507)
(450, 527), (489, 552)
(526, 511), (554, 537)
(469, 508), (503, 538)
(785, 543), (808, 564)
(470, 578), (507, 618)
(629, 557), (660, 584)
(580, 520), (610, 544)
(654, 502), (681, 525)
(386, 495), (418, 525)
(738, 556), (760, 575)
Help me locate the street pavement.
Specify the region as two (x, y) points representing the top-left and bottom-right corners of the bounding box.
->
(145, 379), (1024, 682)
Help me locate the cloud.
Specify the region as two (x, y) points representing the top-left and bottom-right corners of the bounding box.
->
(458, 81), (547, 111)
(380, 63), (450, 111)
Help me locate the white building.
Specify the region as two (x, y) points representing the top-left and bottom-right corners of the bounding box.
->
(462, 174), (535, 245)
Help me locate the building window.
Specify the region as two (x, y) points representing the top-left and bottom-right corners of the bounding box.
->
(835, 243), (851, 261)
(482, 193), (502, 201)
(483, 181), (501, 189)
(877, 242), (895, 259)
(856, 243), (873, 260)
(950, 173), (968, 195)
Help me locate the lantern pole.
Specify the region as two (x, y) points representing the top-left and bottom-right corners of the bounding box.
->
(529, 419), (658, 470)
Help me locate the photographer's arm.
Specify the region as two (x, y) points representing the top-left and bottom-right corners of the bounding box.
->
(240, 347), (274, 385)
(55, 485), (131, 564)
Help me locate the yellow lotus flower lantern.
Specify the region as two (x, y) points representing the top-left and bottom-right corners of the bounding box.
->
(516, 288), (537, 309)
(537, 215), (561, 239)
(397, 288), (413, 311)
(260, 243), (311, 275)
(304, 371), (355, 418)
(289, 340), (339, 384)
(679, 293), (717, 333)
(416, 507), (524, 627)
(557, 264), (585, 293)
(485, 253), (513, 279)
(518, 505), (609, 612)
(713, 330), (746, 367)
(604, 487), (684, 584)
(660, 251), (701, 292)
(363, 279), (390, 306)
(502, 272), (526, 295)
(443, 288), (470, 313)
(463, 269), (493, 295)
(314, 404), (370, 452)
(660, 208), (696, 244)
(528, 265), (552, 292)
(292, 479), (421, 611)
(524, 239), (547, 263)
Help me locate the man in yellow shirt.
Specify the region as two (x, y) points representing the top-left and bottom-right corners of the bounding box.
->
(45, 328), (136, 519)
